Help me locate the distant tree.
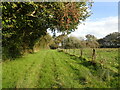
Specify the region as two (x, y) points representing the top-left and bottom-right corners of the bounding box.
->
(54, 34), (67, 47)
(85, 34), (99, 48)
(98, 32), (120, 48)
(85, 34), (97, 41)
(86, 41), (99, 48)
(49, 34), (67, 49)
(62, 36), (83, 49)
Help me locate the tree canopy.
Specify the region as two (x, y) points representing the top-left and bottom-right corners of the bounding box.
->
(85, 34), (99, 48)
(2, 2), (92, 60)
(98, 32), (120, 48)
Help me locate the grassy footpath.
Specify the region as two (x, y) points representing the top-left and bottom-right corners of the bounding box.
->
(2, 50), (118, 88)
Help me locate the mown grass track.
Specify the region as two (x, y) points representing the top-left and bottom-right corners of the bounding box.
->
(2, 50), (115, 88)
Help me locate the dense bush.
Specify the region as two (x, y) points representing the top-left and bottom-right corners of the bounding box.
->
(2, 2), (91, 60)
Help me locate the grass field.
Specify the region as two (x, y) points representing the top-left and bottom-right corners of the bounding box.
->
(2, 49), (119, 88)
(63, 48), (118, 72)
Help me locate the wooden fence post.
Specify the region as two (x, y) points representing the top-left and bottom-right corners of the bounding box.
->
(80, 48), (83, 57)
(92, 48), (96, 61)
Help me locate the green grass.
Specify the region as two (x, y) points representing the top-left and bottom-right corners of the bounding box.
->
(2, 49), (119, 88)
(62, 48), (119, 88)
(64, 48), (118, 71)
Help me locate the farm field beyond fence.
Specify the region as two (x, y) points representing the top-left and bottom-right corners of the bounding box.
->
(2, 48), (119, 88)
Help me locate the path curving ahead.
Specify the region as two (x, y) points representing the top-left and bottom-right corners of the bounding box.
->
(2, 50), (107, 88)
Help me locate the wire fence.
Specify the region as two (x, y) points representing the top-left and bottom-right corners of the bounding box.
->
(59, 48), (118, 73)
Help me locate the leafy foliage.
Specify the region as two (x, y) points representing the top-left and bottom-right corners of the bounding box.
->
(85, 34), (99, 48)
(61, 35), (99, 49)
(62, 36), (82, 49)
(2, 2), (92, 60)
(98, 32), (120, 48)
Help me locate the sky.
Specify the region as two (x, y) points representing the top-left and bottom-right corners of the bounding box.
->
(47, 2), (118, 39)
(70, 2), (118, 39)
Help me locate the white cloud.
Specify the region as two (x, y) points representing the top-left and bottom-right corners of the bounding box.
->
(70, 16), (118, 39)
